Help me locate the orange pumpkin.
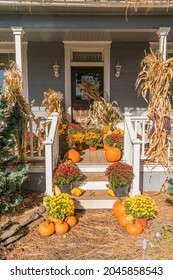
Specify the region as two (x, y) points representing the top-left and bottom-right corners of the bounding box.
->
(112, 129), (120, 134)
(105, 147), (121, 162)
(55, 221), (69, 234)
(38, 221), (55, 237)
(66, 149), (81, 163)
(118, 215), (129, 227)
(118, 214), (134, 227)
(113, 200), (125, 218)
(65, 215), (77, 227)
(104, 144), (110, 150)
(125, 220), (143, 235)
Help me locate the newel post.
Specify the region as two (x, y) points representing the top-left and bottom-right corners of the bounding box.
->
(130, 138), (141, 196)
(44, 139), (54, 196)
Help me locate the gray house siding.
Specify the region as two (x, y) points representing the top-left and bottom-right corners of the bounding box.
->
(110, 42), (149, 115)
(28, 42), (65, 106)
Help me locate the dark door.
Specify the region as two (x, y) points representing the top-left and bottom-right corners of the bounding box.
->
(71, 67), (104, 123)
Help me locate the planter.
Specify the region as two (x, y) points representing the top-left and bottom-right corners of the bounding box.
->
(58, 184), (71, 194)
(136, 218), (148, 228)
(76, 145), (83, 151)
(113, 185), (129, 197)
(89, 145), (97, 151)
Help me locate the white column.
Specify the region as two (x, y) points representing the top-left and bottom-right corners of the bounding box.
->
(11, 27), (25, 71)
(130, 139), (141, 196)
(157, 27), (171, 62)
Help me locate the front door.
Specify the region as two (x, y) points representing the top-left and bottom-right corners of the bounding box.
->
(71, 67), (104, 123)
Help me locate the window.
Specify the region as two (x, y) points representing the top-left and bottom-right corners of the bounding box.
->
(0, 53), (15, 90)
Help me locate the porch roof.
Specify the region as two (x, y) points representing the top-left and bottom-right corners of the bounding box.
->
(0, 1), (173, 15)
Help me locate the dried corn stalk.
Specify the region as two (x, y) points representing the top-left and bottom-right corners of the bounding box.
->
(41, 88), (68, 127)
(3, 61), (35, 163)
(77, 81), (121, 128)
(136, 49), (173, 190)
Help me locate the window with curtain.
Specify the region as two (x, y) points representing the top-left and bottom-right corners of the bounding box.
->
(0, 53), (15, 90)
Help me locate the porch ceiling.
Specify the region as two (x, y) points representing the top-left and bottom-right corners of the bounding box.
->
(1, 29), (173, 42)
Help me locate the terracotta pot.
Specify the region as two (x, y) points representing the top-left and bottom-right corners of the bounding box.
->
(89, 145), (97, 151)
(136, 218), (148, 228)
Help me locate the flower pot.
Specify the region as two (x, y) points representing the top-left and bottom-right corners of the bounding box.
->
(136, 218), (148, 228)
(113, 185), (129, 197)
(58, 184), (71, 194)
(89, 145), (97, 151)
(76, 145), (83, 151)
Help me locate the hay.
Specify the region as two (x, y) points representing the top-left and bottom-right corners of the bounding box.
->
(2, 191), (173, 260)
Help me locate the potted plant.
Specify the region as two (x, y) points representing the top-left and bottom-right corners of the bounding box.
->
(44, 193), (75, 221)
(85, 129), (103, 151)
(105, 162), (134, 197)
(66, 132), (85, 151)
(67, 123), (85, 135)
(104, 133), (124, 152)
(53, 161), (83, 193)
(124, 194), (158, 227)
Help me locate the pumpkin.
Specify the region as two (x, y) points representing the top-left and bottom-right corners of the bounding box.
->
(112, 129), (120, 134)
(118, 214), (134, 227)
(105, 147), (121, 162)
(55, 221), (69, 234)
(38, 221), (55, 237)
(66, 149), (81, 163)
(104, 144), (110, 150)
(113, 200), (125, 218)
(65, 215), (77, 227)
(125, 220), (143, 235)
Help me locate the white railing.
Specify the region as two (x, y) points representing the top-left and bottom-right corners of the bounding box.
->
(43, 112), (59, 196)
(124, 112), (142, 196)
(124, 112), (173, 196)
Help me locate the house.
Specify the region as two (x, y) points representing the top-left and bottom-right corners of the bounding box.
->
(0, 1), (172, 208)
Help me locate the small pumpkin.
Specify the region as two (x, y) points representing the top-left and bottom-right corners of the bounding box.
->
(66, 149), (81, 163)
(38, 221), (55, 237)
(113, 200), (125, 218)
(105, 147), (121, 162)
(104, 144), (110, 150)
(55, 221), (69, 234)
(65, 215), (77, 227)
(125, 220), (143, 235)
(112, 129), (120, 134)
(118, 214), (134, 227)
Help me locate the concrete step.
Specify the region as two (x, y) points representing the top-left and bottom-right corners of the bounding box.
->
(72, 189), (117, 209)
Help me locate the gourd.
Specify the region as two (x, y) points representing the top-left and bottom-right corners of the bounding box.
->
(55, 221), (69, 234)
(105, 147), (121, 162)
(65, 215), (77, 227)
(125, 220), (143, 235)
(112, 129), (120, 134)
(113, 200), (125, 218)
(66, 149), (81, 163)
(38, 221), (55, 237)
(118, 214), (134, 227)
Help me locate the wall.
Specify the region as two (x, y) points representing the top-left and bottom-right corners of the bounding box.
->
(28, 42), (65, 106)
(28, 41), (150, 113)
(110, 42), (149, 115)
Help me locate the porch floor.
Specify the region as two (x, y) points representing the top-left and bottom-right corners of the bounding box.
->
(78, 148), (110, 165)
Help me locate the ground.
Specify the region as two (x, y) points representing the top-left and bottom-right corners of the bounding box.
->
(1, 191), (173, 260)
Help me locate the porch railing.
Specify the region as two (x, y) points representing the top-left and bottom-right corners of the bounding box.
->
(26, 112), (59, 196)
(124, 112), (173, 195)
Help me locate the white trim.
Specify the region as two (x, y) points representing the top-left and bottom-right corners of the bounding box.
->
(63, 41), (112, 122)
(0, 41), (29, 101)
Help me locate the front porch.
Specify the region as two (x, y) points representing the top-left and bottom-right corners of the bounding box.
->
(23, 111), (172, 209)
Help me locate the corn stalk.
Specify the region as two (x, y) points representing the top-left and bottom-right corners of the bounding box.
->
(3, 61), (35, 163)
(136, 49), (173, 191)
(77, 81), (121, 128)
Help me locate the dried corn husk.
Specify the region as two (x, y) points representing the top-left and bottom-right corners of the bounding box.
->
(3, 61), (36, 162)
(136, 49), (173, 191)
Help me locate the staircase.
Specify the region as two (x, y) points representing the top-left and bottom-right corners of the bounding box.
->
(71, 149), (117, 209)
